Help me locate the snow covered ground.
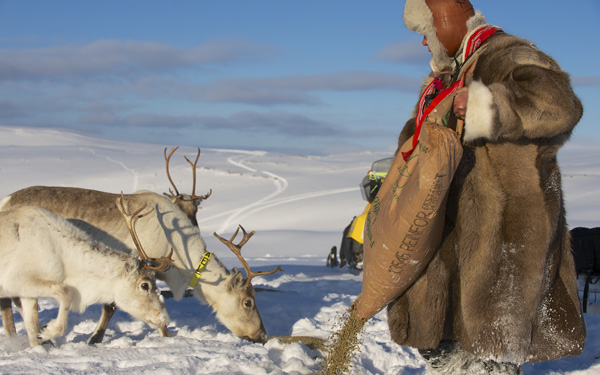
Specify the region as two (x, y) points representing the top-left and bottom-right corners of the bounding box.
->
(0, 125), (598, 374)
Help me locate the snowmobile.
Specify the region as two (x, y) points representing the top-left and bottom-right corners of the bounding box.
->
(327, 157), (394, 271)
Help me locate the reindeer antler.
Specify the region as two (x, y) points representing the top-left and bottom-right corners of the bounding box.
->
(164, 146), (212, 201)
(116, 192), (173, 272)
(213, 225), (282, 288)
(164, 146), (180, 197)
(184, 147), (212, 201)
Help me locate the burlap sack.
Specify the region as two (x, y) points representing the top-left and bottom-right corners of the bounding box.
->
(355, 122), (463, 320)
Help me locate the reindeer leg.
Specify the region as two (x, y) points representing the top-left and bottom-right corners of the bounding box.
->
(0, 298), (17, 337)
(20, 298), (42, 348)
(38, 285), (72, 343)
(2, 298), (47, 343)
(8, 297), (51, 345)
(87, 303), (116, 345)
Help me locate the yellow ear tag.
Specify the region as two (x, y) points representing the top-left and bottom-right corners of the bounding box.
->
(188, 252), (212, 288)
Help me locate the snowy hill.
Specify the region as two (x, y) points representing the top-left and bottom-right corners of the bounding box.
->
(0, 125), (598, 374)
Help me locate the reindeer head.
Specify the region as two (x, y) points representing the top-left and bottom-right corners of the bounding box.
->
(115, 260), (170, 330)
(213, 226), (283, 343)
(163, 146), (212, 227)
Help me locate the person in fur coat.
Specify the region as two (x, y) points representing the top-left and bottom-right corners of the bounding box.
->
(387, 0), (586, 373)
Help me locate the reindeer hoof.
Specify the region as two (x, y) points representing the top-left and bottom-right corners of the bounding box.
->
(87, 329), (106, 345)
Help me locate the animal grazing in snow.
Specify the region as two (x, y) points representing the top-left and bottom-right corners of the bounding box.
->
(0, 147), (282, 344)
(0, 200), (170, 348)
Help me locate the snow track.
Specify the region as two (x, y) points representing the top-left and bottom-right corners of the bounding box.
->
(210, 154), (290, 233)
(205, 153), (358, 234)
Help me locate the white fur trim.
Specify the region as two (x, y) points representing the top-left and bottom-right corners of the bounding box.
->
(403, 0), (433, 34)
(466, 11), (487, 32)
(464, 80), (495, 142)
(404, 0), (453, 70)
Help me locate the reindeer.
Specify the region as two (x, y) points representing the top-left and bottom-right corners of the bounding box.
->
(0, 147), (281, 344)
(0, 198), (170, 348)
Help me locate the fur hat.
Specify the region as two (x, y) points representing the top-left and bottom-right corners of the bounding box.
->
(404, 0), (481, 71)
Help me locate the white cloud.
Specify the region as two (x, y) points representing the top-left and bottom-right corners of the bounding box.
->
(374, 39), (430, 64)
(0, 38), (277, 80)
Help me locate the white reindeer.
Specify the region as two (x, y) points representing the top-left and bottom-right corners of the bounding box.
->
(0, 147), (281, 344)
(0, 203), (170, 348)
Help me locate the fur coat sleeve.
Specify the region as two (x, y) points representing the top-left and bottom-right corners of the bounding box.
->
(463, 33), (582, 143)
(387, 32), (586, 364)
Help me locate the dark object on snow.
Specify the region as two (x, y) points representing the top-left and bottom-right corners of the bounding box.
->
(571, 227), (600, 274)
(571, 226), (600, 313)
(339, 218), (363, 271)
(327, 246), (339, 268)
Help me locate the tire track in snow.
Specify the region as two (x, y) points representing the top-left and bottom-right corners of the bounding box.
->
(198, 153), (359, 233)
(226, 155), (258, 173)
(223, 186), (359, 226)
(198, 187), (358, 230)
(214, 155), (288, 233)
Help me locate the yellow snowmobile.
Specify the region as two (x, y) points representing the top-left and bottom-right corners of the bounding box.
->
(327, 157), (394, 271)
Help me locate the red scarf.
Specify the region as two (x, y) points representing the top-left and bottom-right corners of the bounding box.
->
(402, 25), (502, 162)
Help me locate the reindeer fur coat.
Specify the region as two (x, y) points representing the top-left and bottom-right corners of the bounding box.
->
(387, 30), (586, 364)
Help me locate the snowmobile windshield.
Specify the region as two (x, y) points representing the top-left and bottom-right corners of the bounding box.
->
(371, 157), (393, 174)
(360, 157), (394, 202)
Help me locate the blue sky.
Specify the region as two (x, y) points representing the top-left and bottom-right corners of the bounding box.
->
(0, 1), (598, 155)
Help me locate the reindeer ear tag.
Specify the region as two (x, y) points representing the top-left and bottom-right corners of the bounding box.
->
(188, 252), (212, 288)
